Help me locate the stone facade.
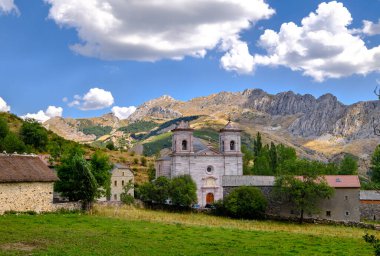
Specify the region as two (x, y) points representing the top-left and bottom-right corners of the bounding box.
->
(0, 182), (55, 214)
(223, 175), (361, 222)
(99, 164), (134, 202)
(360, 190), (380, 221)
(156, 121), (243, 206)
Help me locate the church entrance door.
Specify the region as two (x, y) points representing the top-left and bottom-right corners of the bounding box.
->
(206, 193), (214, 204)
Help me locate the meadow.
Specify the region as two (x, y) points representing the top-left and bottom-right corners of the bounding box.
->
(0, 206), (376, 255)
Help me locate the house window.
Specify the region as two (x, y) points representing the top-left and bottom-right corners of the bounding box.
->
(123, 172), (125, 176)
(114, 194), (117, 200)
(222, 141), (224, 151)
(182, 140), (188, 150)
(345, 211), (350, 216)
(326, 211), (331, 217)
(290, 210), (294, 214)
(114, 180), (117, 186)
(122, 180), (125, 186)
(230, 140), (235, 151)
(345, 196), (348, 200)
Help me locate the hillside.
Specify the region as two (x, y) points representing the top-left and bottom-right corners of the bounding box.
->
(43, 89), (380, 167)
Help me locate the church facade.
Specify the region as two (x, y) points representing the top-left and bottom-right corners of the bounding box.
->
(155, 121), (243, 206)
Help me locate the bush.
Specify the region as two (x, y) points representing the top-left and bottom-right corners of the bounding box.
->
(133, 158), (139, 165)
(141, 156), (147, 166)
(222, 186), (267, 219)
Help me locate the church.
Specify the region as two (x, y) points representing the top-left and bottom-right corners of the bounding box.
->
(155, 120), (243, 206)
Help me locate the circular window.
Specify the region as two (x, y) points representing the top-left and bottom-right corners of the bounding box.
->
(206, 166), (214, 174)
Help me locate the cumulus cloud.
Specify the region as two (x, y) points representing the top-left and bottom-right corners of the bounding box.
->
(251, 1), (380, 81)
(22, 106), (63, 123)
(0, 0), (18, 14)
(111, 106), (136, 120)
(0, 97), (10, 112)
(68, 88), (114, 110)
(44, 0), (274, 61)
(362, 19), (380, 36)
(220, 37), (255, 74)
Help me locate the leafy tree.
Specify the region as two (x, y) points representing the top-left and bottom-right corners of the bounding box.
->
(55, 147), (112, 210)
(269, 142), (278, 173)
(90, 151), (113, 198)
(276, 144), (297, 166)
(0, 118), (9, 139)
(222, 186), (267, 219)
(55, 151), (98, 210)
(253, 151), (272, 175)
(20, 119), (48, 151)
(371, 145), (380, 183)
(147, 163), (156, 181)
(242, 145), (254, 175)
(273, 174), (334, 223)
(152, 176), (171, 204)
(339, 155), (358, 175)
(120, 181), (134, 205)
(253, 132), (262, 158)
(170, 175), (197, 207)
(2, 132), (26, 153)
(137, 182), (154, 202)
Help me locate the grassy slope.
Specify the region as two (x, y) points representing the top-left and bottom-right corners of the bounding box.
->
(0, 207), (375, 256)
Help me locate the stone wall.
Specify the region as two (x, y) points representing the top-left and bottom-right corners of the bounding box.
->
(360, 202), (380, 221)
(0, 182), (55, 214)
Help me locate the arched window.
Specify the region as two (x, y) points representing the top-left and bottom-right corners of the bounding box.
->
(182, 140), (188, 150)
(222, 140), (224, 151)
(230, 140), (235, 151)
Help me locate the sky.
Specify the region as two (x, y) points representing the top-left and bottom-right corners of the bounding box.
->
(1, 0), (380, 121)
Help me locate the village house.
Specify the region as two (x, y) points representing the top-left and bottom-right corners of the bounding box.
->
(360, 190), (380, 221)
(0, 154), (58, 214)
(99, 164), (134, 202)
(156, 120), (243, 206)
(223, 175), (361, 222)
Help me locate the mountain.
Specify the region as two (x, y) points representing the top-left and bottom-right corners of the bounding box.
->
(42, 89), (380, 165)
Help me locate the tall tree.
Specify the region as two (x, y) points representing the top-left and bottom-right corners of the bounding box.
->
(371, 145), (380, 183)
(242, 145), (254, 175)
(170, 175), (197, 207)
(2, 132), (26, 153)
(253, 132), (262, 158)
(269, 142), (278, 173)
(90, 151), (113, 198)
(276, 144), (297, 167)
(253, 150), (272, 175)
(274, 174), (334, 223)
(339, 155), (358, 175)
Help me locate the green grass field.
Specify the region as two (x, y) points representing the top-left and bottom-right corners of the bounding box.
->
(0, 207), (376, 255)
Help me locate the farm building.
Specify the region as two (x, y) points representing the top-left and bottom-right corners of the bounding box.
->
(99, 164), (134, 202)
(360, 190), (380, 221)
(0, 154), (58, 214)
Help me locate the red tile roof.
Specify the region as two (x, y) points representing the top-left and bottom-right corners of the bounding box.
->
(323, 175), (360, 188)
(0, 154), (58, 183)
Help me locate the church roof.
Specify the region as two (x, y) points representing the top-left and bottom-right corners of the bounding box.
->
(220, 121), (242, 132)
(172, 120), (194, 132)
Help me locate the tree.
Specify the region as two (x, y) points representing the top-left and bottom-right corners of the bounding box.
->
(276, 144), (297, 167)
(20, 119), (48, 151)
(2, 132), (26, 153)
(273, 174), (334, 223)
(120, 181), (134, 205)
(371, 145), (380, 183)
(339, 155), (358, 175)
(253, 151), (272, 175)
(152, 176), (171, 204)
(253, 132), (262, 158)
(170, 175), (197, 207)
(0, 118), (9, 139)
(55, 152), (98, 210)
(269, 142), (278, 173)
(106, 141), (115, 150)
(242, 145), (254, 175)
(140, 156), (147, 166)
(55, 147), (112, 210)
(223, 186), (267, 219)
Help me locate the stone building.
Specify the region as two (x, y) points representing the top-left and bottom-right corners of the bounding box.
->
(156, 121), (243, 206)
(223, 175), (361, 222)
(0, 154), (58, 214)
(99, 164), (134, 202)
(360, 190), (380, 221)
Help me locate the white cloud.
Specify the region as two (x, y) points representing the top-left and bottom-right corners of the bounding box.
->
(44, 0), (274, 61)
(0, 0), (18, 14)
(251, 1), (380, 81)
(0, 97), (10, 112)
(68, 88), (114, 110)
(220, 37), (255, 74)
(22, 106), (63, 123)
(362, 19), (380, 36)
(111, 106), (136, 120)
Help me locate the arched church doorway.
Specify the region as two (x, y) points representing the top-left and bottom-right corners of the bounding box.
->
(206, 193), (214, 204)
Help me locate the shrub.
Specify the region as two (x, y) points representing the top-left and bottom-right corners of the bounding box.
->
(133, 158), (139, 165)
(170, 175), (197, 207)
(141, 156), (147, 166)
(223, 186), (267, 219)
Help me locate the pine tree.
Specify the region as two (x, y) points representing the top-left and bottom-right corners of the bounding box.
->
(269, 142), (278, 173)
(253, 132), (262, 158)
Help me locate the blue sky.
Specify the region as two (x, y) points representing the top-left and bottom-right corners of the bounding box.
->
(1, 0), (380, 120)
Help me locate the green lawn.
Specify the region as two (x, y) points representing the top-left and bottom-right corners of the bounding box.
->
(0, 211), (375, 256)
